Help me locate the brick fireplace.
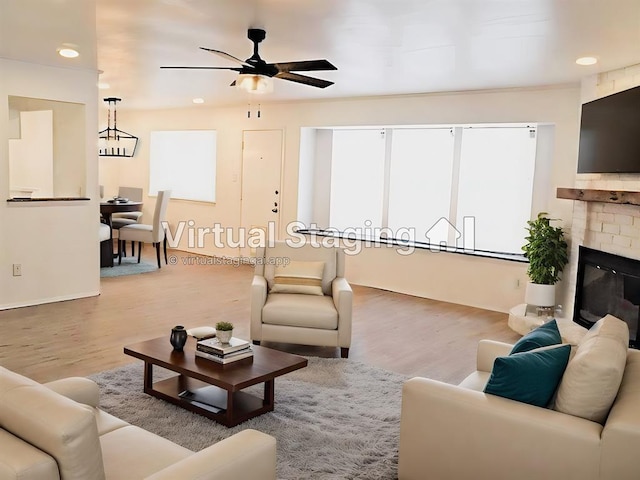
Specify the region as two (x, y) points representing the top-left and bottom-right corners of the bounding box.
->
(560, 63), (640, 319)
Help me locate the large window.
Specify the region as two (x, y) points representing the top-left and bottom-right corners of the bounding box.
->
(387, 128), (455, 242)
(329, 130), (385, 233)
(456, 127), (536, 253)
(150, 130), (217, 202)
(323, 125), (539, 255)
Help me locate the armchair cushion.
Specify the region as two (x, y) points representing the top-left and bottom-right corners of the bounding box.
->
(484, 343), (571, 407)
(270, 261), (325, 296)
(510, 318), (561, 354)
(262, 293), (338, 329)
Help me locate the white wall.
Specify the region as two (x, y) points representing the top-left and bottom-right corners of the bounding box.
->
(9, 110), (54, 197)
(104, 85), (580, 313)
(0, 59), (99, 309)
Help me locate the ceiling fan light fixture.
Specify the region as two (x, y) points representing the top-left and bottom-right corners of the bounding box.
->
(236, 74), (274, 94)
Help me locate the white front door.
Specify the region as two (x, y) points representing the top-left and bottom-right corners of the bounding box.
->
(240, 129), (283, 258)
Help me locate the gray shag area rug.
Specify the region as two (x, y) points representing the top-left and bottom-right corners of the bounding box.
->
(89, 357), (407, 479)
(100, 258), (157, 278)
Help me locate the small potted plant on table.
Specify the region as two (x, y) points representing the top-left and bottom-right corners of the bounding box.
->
(522, 212), (569, 314)
(215, 321), (234, 344)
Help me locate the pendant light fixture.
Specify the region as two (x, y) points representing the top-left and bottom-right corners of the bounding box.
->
(98, 97), (138, 157)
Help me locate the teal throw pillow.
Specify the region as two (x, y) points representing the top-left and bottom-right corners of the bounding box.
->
(484, 344), (571, 407)
(510, 319), (561, 354)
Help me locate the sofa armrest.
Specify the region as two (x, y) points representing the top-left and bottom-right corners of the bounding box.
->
(332, 277), (353, 348)
(44, 377), (100, 408)
(250, 275), (268, 341)
(398, 377), (602, 480)
(145, 429), (276, 480)
(476, 339), (513, 372)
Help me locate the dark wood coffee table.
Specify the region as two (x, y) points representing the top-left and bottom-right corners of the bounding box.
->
(124, 336), (307, 427)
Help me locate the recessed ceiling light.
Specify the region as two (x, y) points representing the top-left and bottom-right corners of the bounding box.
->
(192, 98), (205, 104)
(98, 82), (110, 90)
(58, 47), (79, 58)
(576, 56), (598, 66)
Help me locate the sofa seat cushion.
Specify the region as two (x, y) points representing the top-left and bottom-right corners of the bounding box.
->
(458, 371), (491, 392)
(100, 425), (192, 480)
(262, 293), (338, 329)
(554, 315), (629, 424)
(0, 428), (59, 480)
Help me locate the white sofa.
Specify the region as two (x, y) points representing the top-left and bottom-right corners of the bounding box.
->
(398, 318), (640, 480)
(0, 366), (276, 480)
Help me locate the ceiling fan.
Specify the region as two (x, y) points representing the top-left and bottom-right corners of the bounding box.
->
(161, 28), (337, 91)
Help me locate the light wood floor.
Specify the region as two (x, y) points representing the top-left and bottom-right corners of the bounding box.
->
(0, 249), (520, 384)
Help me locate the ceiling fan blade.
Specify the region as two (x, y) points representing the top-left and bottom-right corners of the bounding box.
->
(275, 72), (334, 89)
(160, 66), (243, 71)
(273, 59), (337, 73)
(199, 47), (252, 67)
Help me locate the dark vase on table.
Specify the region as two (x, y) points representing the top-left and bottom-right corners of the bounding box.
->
(170, 325), (188, 351)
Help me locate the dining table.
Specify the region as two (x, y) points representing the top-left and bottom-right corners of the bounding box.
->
(100, 200), (143, 244)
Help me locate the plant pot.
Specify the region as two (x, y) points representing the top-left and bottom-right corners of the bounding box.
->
(524, 282), (556, 307)
(216, 329), (233, 344)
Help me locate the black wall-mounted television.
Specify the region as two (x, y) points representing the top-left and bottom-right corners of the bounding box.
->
(577, 85), (640, 173)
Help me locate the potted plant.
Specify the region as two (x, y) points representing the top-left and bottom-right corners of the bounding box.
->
(522, 212), (569, 308)
(215, 321), (234, 344)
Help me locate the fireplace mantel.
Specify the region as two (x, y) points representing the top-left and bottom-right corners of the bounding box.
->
(557, 188), (640, 206)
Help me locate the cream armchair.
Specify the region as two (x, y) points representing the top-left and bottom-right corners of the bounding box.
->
(250, 241), (353, 358)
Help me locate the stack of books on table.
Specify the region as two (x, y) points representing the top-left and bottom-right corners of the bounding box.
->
(195, 337), (253, 364)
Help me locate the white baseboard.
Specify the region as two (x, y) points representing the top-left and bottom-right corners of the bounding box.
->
(0, 290), (100, 311)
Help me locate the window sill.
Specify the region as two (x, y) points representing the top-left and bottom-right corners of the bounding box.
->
(295, 229), (528, 263)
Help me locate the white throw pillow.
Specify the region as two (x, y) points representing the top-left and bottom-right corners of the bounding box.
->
(553, 315), (629, 424)
(269, 261), (325, 296)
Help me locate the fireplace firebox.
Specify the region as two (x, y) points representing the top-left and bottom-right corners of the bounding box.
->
(574, 246), (640, 348)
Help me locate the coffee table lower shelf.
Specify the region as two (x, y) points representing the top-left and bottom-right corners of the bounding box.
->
(148, 375), (273, 427)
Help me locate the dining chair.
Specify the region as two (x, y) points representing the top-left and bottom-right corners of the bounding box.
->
(99, 222), (113, 267)
(111, 186), (144, 256)
(117, 190), (171, 268)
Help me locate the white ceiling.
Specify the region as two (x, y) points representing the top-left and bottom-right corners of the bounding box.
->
(3, 1), (640, 110)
